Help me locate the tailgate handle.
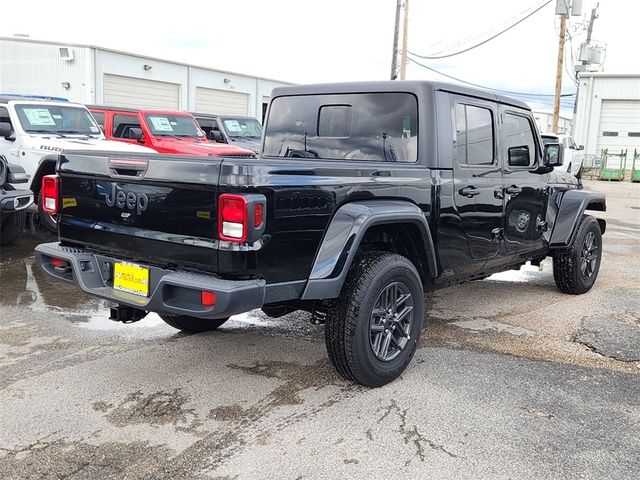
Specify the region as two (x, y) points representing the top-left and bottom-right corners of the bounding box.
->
(108, 158), (149, 178)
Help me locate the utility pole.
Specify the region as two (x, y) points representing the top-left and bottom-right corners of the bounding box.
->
(552, 13), (567, 133)
(573, 3), (598, 114)
(399, 0), (409, 80)
(390, 0), (402, 80)
(583, 3), (598, 62)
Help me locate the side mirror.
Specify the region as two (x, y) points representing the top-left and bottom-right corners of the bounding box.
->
(0, 122), (14, 139)
(544, 143), (564, 167)
(577, 144), (584, 150)
(209, 130), (224, 142)
(508, 145), (530, 167)
(128, 127), (144, 141)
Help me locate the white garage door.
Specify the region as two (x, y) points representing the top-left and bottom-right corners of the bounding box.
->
(195, 87), (249, 115)
(103, 74), (180, 110)
(597, 100), (640, 160)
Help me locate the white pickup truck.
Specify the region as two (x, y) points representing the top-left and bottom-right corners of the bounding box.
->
(0, 95), (154, 233)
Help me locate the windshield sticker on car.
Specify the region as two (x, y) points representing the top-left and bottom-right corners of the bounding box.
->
(23, 108), (56, 126)
(224, 120), (242, 132)
(52, 114), (62, 119)
(150, 117), (174, 132)
(90, 126), (99, 133)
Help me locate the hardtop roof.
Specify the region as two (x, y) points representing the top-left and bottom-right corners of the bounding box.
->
(270, 80), (530, 110)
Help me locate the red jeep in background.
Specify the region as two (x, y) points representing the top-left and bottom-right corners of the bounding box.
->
(89, 106), (255, 157)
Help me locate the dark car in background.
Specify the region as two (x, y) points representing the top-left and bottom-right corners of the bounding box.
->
(191, 113), (262, 153)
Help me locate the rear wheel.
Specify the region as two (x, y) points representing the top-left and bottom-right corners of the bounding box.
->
(0, 210), (27, 246)
(159, 314), (229, 333)
(553, 215), (602, 294)
(37, 190), (57, 234)
(325, 251), (424, 387)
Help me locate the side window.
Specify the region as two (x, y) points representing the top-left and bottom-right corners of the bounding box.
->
(112, 114), (141, 139)
(455, 104), (494, 166)
(0, 106), (12, 128)
(92, 111), (105, 130)
(503, 113), (537, 168)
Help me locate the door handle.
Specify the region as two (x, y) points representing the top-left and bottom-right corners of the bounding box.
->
(494, 187), (504, 199)
(459, 186), (481, 198)
(504, 185), (523, 196)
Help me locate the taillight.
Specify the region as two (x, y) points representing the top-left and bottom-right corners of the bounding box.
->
(41, 175), (59, 214)
(218, 194), (248, 242)
(254, 203), (264, 228)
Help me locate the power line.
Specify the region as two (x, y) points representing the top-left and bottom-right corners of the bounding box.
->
(408, 0), (553, 60)
(406, 56), (575, 98)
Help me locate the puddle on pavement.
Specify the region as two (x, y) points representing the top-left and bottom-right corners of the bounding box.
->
(484, 263), (543, 283)
(451, 319), (535, 337)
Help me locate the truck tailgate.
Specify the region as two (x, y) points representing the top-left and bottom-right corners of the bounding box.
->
(57, 152), (222, 272)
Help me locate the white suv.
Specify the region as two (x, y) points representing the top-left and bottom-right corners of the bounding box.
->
(541, 133), (584, 178)
(0, 95), (154, 232)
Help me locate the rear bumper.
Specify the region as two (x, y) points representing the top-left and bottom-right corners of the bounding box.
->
(35, 242), (265, 319)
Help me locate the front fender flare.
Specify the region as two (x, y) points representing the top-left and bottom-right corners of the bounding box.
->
(549, 190), (606, 248)
(301, 200), (437, 300)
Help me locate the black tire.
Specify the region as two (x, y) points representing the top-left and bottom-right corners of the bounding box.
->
(37, 190), (58, 234)
(325, 251), (424, 387)
(159, 314), (229, 333)
(0, 210), (27, 246)
(553, 215), (602, 294)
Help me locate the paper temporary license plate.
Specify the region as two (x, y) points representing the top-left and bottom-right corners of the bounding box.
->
(113, 261), (149, 297)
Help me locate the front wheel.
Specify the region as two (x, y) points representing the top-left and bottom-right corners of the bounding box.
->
(553, 215), (602, 294)
(159, 314), (229, 333)
(325, 252), (424, 387)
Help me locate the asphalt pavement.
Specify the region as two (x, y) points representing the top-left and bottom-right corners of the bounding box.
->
(0, 180), (638, 479)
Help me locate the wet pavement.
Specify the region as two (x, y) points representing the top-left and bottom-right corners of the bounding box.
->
(0, 180), (639, 479)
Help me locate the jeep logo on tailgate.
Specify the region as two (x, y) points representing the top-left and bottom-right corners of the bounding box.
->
(105, 184), (149, 215)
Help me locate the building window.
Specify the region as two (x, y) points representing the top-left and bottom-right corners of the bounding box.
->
(602, 131), (618, 137)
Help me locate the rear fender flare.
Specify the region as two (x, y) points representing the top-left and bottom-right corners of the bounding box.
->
(29, 155), (59, 195)
(301, 200), (437, 300)
(549, 190), (606, 248)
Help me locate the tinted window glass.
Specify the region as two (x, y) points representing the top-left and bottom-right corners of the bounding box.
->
(263, 93), (417, 162)
(602, 131), (618, 137)
(503, 113), (536, 167)
(629, 132), (640, 137)
(194, 118), (218, 137)
(112, 114), (141, 138)
(0, 106), (11, 127)
(318, 105), (352, 137)
(455, 104), (494, 166)
(92, 111), (105, 129)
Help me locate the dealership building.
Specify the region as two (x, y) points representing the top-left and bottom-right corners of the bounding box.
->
(0, 36), (290, 120)
(573, 73), (640, 159)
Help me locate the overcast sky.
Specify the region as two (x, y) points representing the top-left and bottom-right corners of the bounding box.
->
(2, 0), (637, 115)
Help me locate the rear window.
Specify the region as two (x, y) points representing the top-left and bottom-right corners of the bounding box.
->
(263, 93), (418, 162)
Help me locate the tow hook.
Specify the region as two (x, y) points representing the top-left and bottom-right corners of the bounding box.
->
(109, 305), (147, 323)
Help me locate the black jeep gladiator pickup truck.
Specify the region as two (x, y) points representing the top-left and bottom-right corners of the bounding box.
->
(35, 81), (606, 386)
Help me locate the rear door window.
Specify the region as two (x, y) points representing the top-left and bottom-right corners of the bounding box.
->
(455, 104), (494, 166)
(263, 92), (418, 162)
